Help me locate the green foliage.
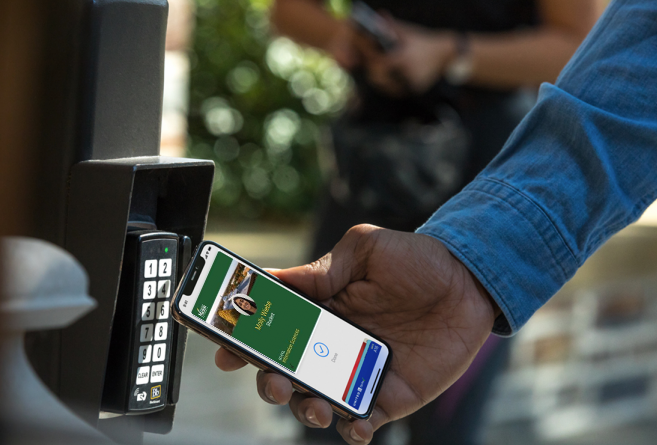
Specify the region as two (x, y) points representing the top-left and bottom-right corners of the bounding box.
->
(188, 0), (351, 221)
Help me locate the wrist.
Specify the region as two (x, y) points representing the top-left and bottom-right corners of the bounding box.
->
(471, 272), (502, 320)
(444, 32), (474, 85)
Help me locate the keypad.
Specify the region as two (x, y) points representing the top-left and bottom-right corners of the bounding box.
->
(128, 237), (177, 412)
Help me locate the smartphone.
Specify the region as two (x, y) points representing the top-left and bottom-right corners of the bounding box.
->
(171, 240), (392, 420)
(351, 1), (398, 53)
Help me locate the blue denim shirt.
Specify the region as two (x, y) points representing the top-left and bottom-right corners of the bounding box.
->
(417, 0), (657, 336)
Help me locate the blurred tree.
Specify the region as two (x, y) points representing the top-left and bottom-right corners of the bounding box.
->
(188, 0), (351, 221)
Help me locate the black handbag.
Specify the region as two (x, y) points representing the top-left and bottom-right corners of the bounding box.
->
(330, 105), (471, 221)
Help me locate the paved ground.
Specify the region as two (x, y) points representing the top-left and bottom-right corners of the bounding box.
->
(144, 222), (657, 445)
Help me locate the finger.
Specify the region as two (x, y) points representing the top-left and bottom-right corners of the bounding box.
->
(271, 224), (383, 302)
(256, 371), (293, 405)
(288, 392), (333, 428)
(215, 347), (247, 371)
(336, 407), (389, 445)
(337, 418), (374, 445)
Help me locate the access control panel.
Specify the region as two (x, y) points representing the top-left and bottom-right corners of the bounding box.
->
(101, 231), (178, 415)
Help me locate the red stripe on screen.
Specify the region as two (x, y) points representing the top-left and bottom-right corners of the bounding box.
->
(342, 341), (367, 401)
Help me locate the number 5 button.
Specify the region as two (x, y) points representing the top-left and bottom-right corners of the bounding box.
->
(141, 303), (155, 321)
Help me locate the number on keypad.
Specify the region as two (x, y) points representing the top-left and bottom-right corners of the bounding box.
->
(142, 303), (155, 321)
(153, 343), (166, 362)
(157, 280), (170, 299)
(145, 260), (157, 278)
(159, 259), (171, 277)
(140, 324), (154, 342)
(154, 322), (167, 341)
(156, 301), (169, 320)
(138, 345), (152, 364)
(143, 281), (156, 300)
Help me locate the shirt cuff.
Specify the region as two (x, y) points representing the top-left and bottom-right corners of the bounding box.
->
(417, 178), (579, 336)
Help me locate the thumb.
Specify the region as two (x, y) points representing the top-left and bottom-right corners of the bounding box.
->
(270, 224), (381, 302)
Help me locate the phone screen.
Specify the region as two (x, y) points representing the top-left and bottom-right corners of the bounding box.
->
(176, 242), (390, 416)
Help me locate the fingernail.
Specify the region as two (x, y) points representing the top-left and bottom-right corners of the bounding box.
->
(265, 385), (276, 404)
(350, 428), (363, 442)
(305, 407), (320, 427)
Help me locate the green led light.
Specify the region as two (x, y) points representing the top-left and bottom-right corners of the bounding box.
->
(165, 247), (169, 253)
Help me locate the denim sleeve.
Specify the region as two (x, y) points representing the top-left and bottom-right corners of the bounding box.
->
(417, 0), (657, 336)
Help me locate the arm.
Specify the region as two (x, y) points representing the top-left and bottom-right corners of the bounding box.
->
(271, 0), (359, 69)
(418, 0), (657, 334)
(467, 0), (607, 88)
(388, 0), (606, 92)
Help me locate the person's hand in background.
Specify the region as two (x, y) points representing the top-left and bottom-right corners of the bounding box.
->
(215, 225), (500, 444)
(353, 17), (457, 96)
(384, 20), (457, 93)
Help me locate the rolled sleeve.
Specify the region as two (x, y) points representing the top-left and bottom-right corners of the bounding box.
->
(417, 179), (578, 336)
(418, 0), (657, 335)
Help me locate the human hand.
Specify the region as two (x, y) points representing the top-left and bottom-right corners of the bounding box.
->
(324, 21), (382, 72)
(386, 20), (458, 93)
(215, 225), (499, 444)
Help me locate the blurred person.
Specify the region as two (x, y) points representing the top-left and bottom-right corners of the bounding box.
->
(271, 0), (605, 258)
(269, 0), (604, 443)
(216, 1), (657, 444)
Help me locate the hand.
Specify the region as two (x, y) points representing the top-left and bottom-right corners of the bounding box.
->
(325, 21), (381, 72)
(386, 21), (458, 93)
(215, 225), (499, 444)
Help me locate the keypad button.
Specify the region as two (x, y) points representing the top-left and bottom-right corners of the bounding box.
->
(145, 260), (157, 278)
(143, 281), (156, 300)
(136, 366), (150, 384)
(141, 303), (155, 321)
(154, 322), (168, 341)
(157, 280), (170, 299)
(140, 324), (154, 342)
(151, 364), (164, 383)
(159, 259), (172, 277)
(138, 345), (152, 364)
(156, 301), (169, 320)
(153, 343), (166, 362)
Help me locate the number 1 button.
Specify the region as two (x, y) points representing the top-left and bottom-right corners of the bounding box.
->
(145, 260), (157, 278)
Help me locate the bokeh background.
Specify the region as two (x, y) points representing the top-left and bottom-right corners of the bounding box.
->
(151, 1), (657, 444)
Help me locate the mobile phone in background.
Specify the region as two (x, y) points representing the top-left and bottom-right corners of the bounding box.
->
(171, 241), (392, 420)
(351, 1), (398, 53)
